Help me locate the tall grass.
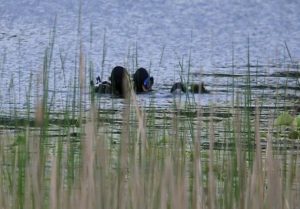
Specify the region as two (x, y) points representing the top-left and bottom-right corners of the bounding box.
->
(1, 76), (299, 209)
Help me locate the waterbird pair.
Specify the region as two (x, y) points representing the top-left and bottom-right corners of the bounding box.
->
(91, 66), (154, 98)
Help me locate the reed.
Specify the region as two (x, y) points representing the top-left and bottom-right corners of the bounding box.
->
(1, 70), (300, 209)
(101, 29), (107, 80)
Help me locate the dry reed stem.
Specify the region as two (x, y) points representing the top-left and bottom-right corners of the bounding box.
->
(130, 88), (148, 150)
(245, 102), (263, 209)
(194, 108), (204, 209)
(79, 43), (85, 91)
(50, 149), (58, 209)
(117, 95), (131, 209)
(0, 132), (10, 209)
(234, 92), (246, 209)
(93, 108), (110, 209)
(130, 158), (145, 209)
(79, 109), (96, 209)
(24, 146), (34, 209)
(147, 155), (163, 209)
(160, 156), (174, 209)
(208, 107), (216, 209)
(35, 100), (44, 127)
(26, 131), (42, 209)
(266, 132), (283, 209)
(24, 127), (33, 209)
(35, 64), (46, 127)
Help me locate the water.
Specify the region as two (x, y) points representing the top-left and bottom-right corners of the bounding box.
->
(0, 0), (300, 113)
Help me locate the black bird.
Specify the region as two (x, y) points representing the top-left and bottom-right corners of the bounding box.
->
(189, 82), (209, 94)
(110, 66), (131, 98)
(170, 82), (209, 94)
(170, 82), (187, 93)
(133, 67), (154, 93)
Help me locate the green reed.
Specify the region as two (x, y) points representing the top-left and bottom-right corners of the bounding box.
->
(243, 37), (254, 163)
(1, 67), (300, 209)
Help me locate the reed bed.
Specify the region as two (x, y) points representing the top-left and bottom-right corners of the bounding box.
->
(0, 83), (299, 209)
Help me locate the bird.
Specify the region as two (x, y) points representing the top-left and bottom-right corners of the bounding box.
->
(133, 67), (154, 93)
(170, 82), (209, 94)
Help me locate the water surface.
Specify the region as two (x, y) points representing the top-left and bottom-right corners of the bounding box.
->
(0, 0), (300, 113)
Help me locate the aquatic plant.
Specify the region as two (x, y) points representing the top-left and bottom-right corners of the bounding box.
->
(275, 111), (294, 126)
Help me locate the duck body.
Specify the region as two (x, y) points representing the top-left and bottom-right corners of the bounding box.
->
(171, 82), (209, 94)
(95, 81), (112, 94)
(170, 82), (187, 93)
(90, 76), (112, 94)
(189, 82), (209, 94)
(110, 66), (131, 98)
(133, 67), (154, 93)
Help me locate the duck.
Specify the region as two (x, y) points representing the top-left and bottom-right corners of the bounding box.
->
(90, 76), (112, 94)
(190, 82), (209, 94)
(170, 82), (209, 94)
(133, 67), (154, 93)
(170, 82), (187, 93)
(110, 66), (131, 98)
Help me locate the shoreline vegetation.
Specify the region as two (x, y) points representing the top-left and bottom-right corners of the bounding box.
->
(1, 86), (300, 209)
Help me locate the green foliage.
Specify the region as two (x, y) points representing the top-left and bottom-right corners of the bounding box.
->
(275, 112), (294, 126)
(275, 113), (300, 139)
(293, 115), (300, 129)
(288, 130), (299, 139)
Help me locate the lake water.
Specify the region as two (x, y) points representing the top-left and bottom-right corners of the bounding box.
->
(1, 0), (300, 113)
